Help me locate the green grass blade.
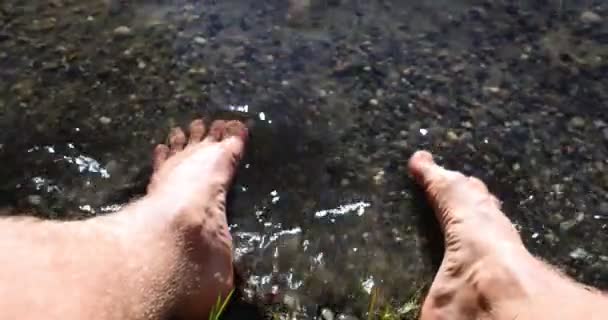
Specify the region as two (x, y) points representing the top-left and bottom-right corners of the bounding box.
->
(368, 287), (378, 320)
(216, 288), (235, 318)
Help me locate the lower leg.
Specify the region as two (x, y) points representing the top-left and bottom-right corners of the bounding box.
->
(0, 119), (248, 320)
(409, 151), (608, 320)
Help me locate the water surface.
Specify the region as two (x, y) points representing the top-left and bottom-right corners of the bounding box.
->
(1, 0), (607, 318)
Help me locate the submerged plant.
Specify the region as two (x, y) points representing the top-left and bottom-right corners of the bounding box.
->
(208, 289), (235, 320)
(367, 285), (425, 320)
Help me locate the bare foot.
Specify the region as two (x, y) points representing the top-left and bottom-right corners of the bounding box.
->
(408, 151), (536, 320)
(147, 119), (248, 318)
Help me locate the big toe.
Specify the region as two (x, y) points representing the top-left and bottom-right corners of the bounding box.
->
(408, 151), (501, 231)
(220, 120), (248, 159)
(408, 151), (463, 193)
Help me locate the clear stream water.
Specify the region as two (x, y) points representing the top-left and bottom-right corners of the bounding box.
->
(1, 0), (607, 319)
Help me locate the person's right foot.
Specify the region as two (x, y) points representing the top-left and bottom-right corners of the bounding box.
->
(408, 151), (537, 320)
(145, 118), (248, 319)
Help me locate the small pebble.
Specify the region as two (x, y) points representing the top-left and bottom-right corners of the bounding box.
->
(340, 178), (350, 187)
(321, 308), (335, 320)
(27, 195), (42, 206)
(113, 26), (133, 36)
(580, 11), (602, 24)
(282, 293), (299, 310)
(373, 170), (385, 185)
(569, 247), (590, 260)
(544, 231), (558, 245)
(560, 219), (578, 232)
(485, 86), (501, 94)
(369, 99), (379, 106)
(193, 36), (207, 45)
(446, 130), (459, 141)
(569, 116), (586, 128)
(99, 116), (112, 125)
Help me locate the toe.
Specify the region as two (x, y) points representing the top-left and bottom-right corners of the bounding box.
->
(188, 119), (207, 144)
(169, 127), (186, 155)
(221, 121), (248, 158)
(408, 151), (460, 187)
(408, 150), (436, 184)
(223, 120), (249, 141)
(206, 120), (226, 142)
(409, 151), (505, 230)
(153, 144), (170, 171)
(408, 151), (471, 229)
(467, 177), (489, 193)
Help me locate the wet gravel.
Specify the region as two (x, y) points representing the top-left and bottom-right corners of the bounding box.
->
(1, 0), (607, 318)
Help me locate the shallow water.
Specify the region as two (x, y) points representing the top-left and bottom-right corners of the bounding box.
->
(1, 0), (608, 318)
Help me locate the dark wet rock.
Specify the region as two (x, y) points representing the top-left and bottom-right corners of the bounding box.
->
(286, 0), (311, 27)
(469, 6), (488, 20)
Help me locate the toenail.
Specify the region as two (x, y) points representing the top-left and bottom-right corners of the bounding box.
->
(223, 121), (248, 139)
(209, 121), (226, 140)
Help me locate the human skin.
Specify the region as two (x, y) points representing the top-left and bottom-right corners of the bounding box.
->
(0, 119), (606, 320)
(409, 151), (608, 320)
(0, 119), (247, 320)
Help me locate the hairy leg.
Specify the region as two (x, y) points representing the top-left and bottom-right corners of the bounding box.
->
(409, 151), (608, 320)
(0, 119), (247, 320)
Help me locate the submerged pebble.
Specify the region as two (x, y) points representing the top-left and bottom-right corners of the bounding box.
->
(337, 314), (359, 320)
(569, 116), (586, 128)
(321, 308), (335, 320)
(580, 11), (602, 24)
(99, 116), (112, 125)
(193, 36), (207, 45)
(113, 26), (133, 37)
(569, 248), (590, 260)
(27, 195), (42, 206)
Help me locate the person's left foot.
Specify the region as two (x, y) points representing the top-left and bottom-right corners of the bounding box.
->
(146, 118), (248, 318)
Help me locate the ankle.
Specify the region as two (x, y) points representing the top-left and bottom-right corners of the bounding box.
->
(470, 245), (539, 305)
